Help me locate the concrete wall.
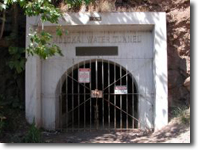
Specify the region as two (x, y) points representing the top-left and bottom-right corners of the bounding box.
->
(26, 12), (167, 131)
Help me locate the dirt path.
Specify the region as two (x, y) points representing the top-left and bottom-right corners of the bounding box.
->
(42, 121), (190, 143)
(164, 128), (190, 143)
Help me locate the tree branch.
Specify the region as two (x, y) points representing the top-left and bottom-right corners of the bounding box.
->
(0, 9), (6, 39)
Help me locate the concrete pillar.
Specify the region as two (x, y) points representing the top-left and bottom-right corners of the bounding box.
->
(153, 13), (168, 131)
(25, 17), (42, 127)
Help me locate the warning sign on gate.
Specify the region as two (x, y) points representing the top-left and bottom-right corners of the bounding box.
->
(91, 89), (103, 98)
(78, 68), (91, 83)
(114, 86), (127, 94)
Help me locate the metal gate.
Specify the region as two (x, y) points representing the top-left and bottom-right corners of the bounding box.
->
(59, 59), (139, 131)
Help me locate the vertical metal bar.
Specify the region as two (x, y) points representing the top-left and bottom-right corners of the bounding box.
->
(132, 77), (135, 128)
(126, 68), (128, 129)
(96, 59), (98, 89)
(120, 66), (122, 129)
(84, 61), (86, 130)
(108, 60), (110, 130)
(114, 63), (116, 129)
(90, 60), (92, 131)
(95, 59), (98, 129)
(72, 65), (74, 131)
(78, 62), (80, 130)
(66, 73), (68, 131)
(102, 59), (104, 129)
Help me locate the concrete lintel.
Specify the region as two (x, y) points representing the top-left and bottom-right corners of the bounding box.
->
(27, 12), (166, 26)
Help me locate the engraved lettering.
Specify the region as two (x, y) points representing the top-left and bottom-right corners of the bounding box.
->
(122, 36), (127, 43)
(112, 36), (118, 43)
(93, 36), (97, 43)
(53, 31), (142, 44)
(87, 36), (93, 43)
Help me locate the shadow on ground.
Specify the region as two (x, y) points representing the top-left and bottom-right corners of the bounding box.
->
(42, 121), (189, 143)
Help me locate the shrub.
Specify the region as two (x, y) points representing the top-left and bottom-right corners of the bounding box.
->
(23, 122), (42, 143)
(171, 106), (190, 124)
(0, 117), (5, 135)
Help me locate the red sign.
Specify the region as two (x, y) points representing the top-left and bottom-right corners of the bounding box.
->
(78, 68), (91, 83)
(114, 86), (127, 94)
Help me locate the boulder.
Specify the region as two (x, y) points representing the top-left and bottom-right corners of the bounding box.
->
(183, 76), (190, 91)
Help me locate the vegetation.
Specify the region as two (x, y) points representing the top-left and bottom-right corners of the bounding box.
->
(0, 108), (6, 135)
(7, 46), (25, 74)
(171, 106), (190, 125)
(23, 121), (42, 143)
(0, 95), (6, 136)
(27, 30), (63, 59)
(1, 0), (92, 59)
(0, 0), (92, 140)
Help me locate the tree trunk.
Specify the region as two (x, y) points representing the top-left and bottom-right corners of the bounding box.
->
(12, 3), (18, 37)
(0, 10), (6, 39)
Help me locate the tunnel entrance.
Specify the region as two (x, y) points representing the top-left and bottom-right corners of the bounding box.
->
(59, 59), (138, 131)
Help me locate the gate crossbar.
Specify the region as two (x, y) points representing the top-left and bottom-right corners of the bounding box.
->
(67, 97), (91, 114)
(103, 72), (131, 91)
(103, 98), (140, 123)
(66, 74), (90, 90)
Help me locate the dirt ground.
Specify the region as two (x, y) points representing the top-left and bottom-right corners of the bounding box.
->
(0, 108), (190, 143)
(42, 119), (190, 143)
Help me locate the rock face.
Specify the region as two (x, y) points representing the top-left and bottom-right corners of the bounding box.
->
(162, 0), (190, 106)
(115, 0), (190, 106)
(184, 77), (190, 91)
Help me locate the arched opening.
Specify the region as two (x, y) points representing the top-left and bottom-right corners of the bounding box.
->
(59, 59), (138, 131)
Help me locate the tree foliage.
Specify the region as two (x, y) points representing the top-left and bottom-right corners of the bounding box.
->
(0, 1), (91, 135)
(2, 0), (61, 22)
(0, 0), (91, 59)
(7, 46), (25, 73)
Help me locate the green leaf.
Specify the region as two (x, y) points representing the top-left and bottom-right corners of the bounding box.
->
(56, 27), (62, 37)
(1, 0), (92, 59)
(0, 4), (7, 10)
(8, 47), (18, 54)
(7, 46), (25, 74)
(65, 30), (69, 35)
(27, 30), (63, 59)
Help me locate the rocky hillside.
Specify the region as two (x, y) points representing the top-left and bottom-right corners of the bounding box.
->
(148, 0), (190, 107)
(114, 0), (190, 107)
